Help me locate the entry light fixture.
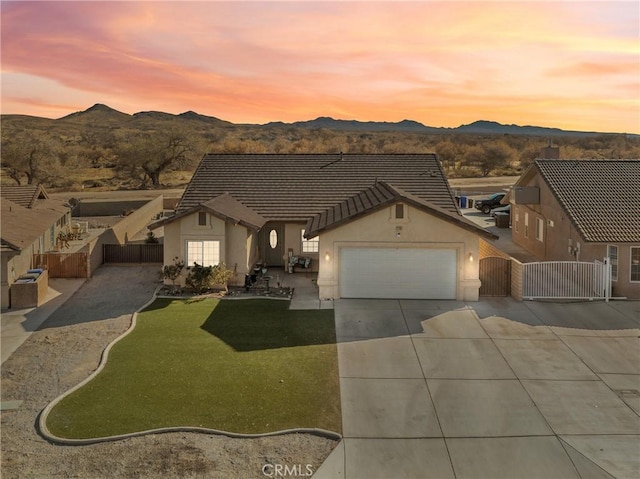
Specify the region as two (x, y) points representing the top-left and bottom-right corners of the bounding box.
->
(396, 226), (402, 238)
(325, 251), (331, 262)
(468, 253), (474, 262)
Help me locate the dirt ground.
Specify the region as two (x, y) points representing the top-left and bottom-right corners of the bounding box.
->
(0, 266), (337, 479)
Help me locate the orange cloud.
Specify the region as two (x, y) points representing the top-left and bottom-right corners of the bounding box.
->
(1, 1), (638, 133)
(548, 61), (640, 77)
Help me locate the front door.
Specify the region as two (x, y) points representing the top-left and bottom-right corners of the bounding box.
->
(261, 223), (284, 266)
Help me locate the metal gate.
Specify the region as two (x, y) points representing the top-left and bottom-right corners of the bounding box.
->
(479, 256), (511, 296)
(522, 260), (610, 300)
(103, 244), (163, 263)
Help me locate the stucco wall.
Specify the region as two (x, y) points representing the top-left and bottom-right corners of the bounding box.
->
(161, 211), (252, 287)
(109, 196), (163, 245)
(226, 224), (250, 285)
(10, 269), (48, 309)
(73, 199), (152, 217)
(315, 203), (481, 301)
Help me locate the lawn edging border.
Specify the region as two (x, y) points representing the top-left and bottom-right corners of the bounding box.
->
(38, 288), (342, 445)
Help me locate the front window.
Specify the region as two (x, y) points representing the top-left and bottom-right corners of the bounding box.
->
(607, 245), (618, 282)
(301, 229), (319, 253)
(186, 240), (220, 266)
(631, 247), (640, 282)
(536, 218), (544, 242)
(198, 212), (207, 226)
(524, 213), (529, 238)
(395, 203), (404, 219)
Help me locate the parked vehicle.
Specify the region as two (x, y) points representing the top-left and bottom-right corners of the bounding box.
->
(490, 204), (511, 217)
(474, 193), (506, 214)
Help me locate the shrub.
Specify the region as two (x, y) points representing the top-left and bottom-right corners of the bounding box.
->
(210, 262), (235, 291)
(185, 262), (235, 294)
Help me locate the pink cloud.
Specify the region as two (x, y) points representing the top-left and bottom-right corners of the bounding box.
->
(1, 1), (638, 133)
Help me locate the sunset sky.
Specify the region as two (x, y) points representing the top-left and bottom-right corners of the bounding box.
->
(1, 1), (639, 133)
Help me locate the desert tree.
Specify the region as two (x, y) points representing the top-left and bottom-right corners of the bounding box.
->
(462, 141), (515, 176)
(115, 124), (197, 187)
(1, 129), (61, 185)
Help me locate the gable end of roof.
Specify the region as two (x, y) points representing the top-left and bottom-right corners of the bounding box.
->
(305, 181), (498, 241)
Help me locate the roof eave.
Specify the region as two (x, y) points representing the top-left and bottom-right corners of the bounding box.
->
(148, 204), (265, 231)
(306, 194), (498, 241)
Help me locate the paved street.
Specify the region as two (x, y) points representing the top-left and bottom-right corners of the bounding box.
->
(315, 297), (640, 479)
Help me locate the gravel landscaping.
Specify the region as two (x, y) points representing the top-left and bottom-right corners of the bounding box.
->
(1, 265), (337, 478)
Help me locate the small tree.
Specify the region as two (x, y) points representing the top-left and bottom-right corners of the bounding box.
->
(145, 231), (159, 244)
(210, 263), (235, 292)
(160, 257), (184, 292)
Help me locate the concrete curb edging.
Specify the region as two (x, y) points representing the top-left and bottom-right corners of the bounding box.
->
(38, 287), (342, 445)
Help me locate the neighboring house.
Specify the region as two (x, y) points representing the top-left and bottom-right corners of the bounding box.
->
(152, 154), (497, 301)
(1, 185), (72, 308)
(508, 159), (640, 299)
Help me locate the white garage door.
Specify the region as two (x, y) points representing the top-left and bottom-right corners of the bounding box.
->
(340, 248), (457, 299)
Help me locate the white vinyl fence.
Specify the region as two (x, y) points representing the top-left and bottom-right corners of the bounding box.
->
(522, 259), (611, 301)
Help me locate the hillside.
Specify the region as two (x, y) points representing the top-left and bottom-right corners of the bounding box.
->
(264, 116), (630, 137)
(2, 103), (639, 193)
(2, 103), (635, 137)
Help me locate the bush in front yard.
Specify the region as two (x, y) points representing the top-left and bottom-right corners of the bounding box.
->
(186, 262), (234, 293)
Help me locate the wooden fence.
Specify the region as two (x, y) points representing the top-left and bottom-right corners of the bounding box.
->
(33, 253), (90, 278)
(479, 256), (512, 297)
(103, 244), (163, 264)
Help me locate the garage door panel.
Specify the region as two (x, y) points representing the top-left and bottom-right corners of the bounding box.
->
(340, 248), (457, 299)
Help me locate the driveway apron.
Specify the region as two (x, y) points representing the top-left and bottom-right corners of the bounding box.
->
(316, 297), (640, 479)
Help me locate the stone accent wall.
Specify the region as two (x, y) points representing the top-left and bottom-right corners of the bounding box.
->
(479, 238), (510, 260)
(510, 259), (524, 301)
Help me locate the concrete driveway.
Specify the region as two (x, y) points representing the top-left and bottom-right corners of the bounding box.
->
(315, 298), (640, 479)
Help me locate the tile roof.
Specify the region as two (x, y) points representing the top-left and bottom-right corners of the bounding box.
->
(305, 181), (497, 240)
(532, 160), (640, 242)
(177, 154), (458, 222)
(0, 184), (48, 208)
(151, 193), (266, 231)
(1, 198), (69, 252)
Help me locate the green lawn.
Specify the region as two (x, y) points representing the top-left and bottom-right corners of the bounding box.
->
(46, 298), (341, 438)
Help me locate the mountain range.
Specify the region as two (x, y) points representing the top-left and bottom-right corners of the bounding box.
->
(5, 103), (633, 137)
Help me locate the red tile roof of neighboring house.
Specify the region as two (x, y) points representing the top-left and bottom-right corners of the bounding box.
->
(305, 181), (498, 240)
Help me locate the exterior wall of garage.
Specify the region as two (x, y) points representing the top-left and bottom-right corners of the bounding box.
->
(315, 203), (482, 301)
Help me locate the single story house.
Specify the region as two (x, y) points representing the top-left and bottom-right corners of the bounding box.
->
(508, 159), (640, 299)
(1, 185), (72, 308)
(151, 153), (497, 301)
